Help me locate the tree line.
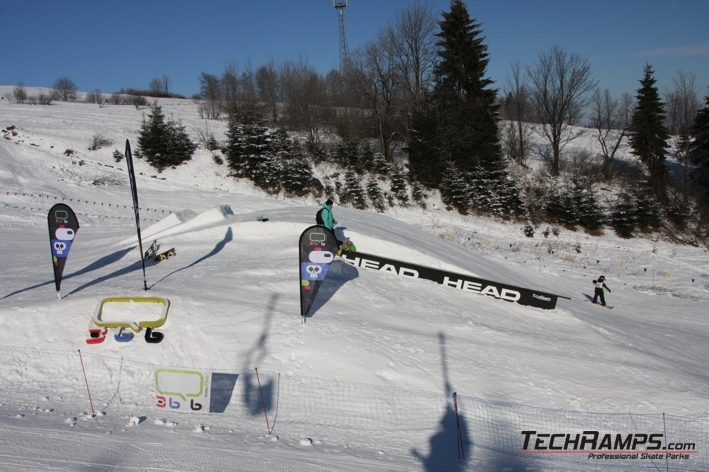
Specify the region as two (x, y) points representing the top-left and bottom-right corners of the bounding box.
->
(10, 1), (706, 241)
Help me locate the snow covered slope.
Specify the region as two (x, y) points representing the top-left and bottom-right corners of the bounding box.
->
(1, 89), (707, 471)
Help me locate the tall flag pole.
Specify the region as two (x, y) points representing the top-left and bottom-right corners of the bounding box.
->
(299, 225), (339, 321)
(125, 139), (148, 290)
(47, 204), (79, 299)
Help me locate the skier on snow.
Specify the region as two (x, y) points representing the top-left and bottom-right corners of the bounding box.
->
(592, 275), (611, 306)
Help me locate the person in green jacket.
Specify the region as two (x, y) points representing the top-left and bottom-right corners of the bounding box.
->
(318, 199), (355, 255)
(321, 199), (337, 230)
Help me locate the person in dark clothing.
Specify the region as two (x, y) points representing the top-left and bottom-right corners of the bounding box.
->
(592, 275), (611, 306)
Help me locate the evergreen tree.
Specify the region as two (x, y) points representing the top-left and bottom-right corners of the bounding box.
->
(432, 0), (501, 173)
(409, 177), (428, 210)
(389, 165), (409, 204)
(406, 103), (443, 186)
(366, 176), (387, 213)
(369, 151), (391, 177)
(689, 95), (709, 196)
(340, 169), (367, 209)
(632, 183), (663, 229)
(137, 103), (195, 172)
(544, 183), (578, 225)
(665, 191), (691, 230)
(224, 113), (279, 192)
(280, 139), (314, 196)
(571, 177), (604, 230)
(333, 139), (361, 172)
(440, 161), (470, 213)
(629, 64), (671, 203)
(611, 192), (637, 238)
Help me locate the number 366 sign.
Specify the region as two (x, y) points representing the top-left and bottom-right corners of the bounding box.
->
(154, 368), (211, 412)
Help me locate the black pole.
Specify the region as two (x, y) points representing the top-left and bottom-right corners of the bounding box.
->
(124, 139), (148, 290)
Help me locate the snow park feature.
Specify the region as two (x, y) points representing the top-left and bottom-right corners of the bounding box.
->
(341, 251), (570, 309)
(89, 296), (169, 344)
(2, 88), (709, 470)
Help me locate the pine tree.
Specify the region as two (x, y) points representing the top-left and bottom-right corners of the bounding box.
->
(611, 192), (637, 238)
(137, 103), (194, 172)
(406, 103), (442, 186)
(629, 64), (670, 203)
(689, 95), (709, 196)
(389, 165), (409, 204)
(632, 183), (663, 229)
(366, 176), (387, 213)
(571, 177), (604, 230)
(440, 161), (470, 213)
(409, 177), (428, 210)
(137, 103), (169, 169)
(224, 113), (279, 192)
(281, 140), (314, 196)
(340, 169), (367, 209)
(432, 0), (501, 173)
(544, 183), (578, 226)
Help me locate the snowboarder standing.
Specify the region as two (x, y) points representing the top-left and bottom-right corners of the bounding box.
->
(321, 198), (337, 231)
(317, 199), (355, 256)
(592, 275), (611, 306)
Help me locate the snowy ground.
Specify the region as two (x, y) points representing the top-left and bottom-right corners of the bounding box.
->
(1, 88), (708, 471)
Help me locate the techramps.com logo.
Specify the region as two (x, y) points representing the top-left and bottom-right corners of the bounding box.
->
(517, 431), (698, 461)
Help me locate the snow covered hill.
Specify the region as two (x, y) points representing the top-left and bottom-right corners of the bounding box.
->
(1, 88), (708, 471)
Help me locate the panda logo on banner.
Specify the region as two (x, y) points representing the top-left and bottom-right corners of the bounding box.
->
(47, 204), (80, 297)
(298, 226), (339, 319)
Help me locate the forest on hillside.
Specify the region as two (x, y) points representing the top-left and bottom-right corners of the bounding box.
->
(7, 1), (709, 245)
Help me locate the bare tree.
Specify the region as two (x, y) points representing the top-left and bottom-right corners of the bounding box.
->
(256, 59), (280, 124)
(590, 89), (632, 180)
(349, 33), (404, 161)
(149, 77), (164, 97)
(664, 69), (700, 200)
(161, 74), (172, 96)
(221, 62), (240, 116)
(86, 89), (104, 105)
(280, 58), (328, 143)
(12, 81), (28, 104)
(197, 72), (223, 120)
(527, 46), (597, 176)
(379, 1), (437, 138)
(53, 77), (78, 101)
(502, 60), (533, 166)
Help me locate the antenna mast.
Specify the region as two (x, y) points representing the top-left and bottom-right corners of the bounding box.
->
(333, 0), (349, 69)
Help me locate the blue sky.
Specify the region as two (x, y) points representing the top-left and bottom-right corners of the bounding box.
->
(2, 0), (708, 100)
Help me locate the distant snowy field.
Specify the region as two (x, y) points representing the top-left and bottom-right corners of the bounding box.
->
(1, 87), (708, 471)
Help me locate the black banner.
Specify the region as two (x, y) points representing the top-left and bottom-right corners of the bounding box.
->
(299, 225), (340, 318)
(125, 139), (148, 290)
(341, 252), (568, 310)
(47, 204), (79, 297)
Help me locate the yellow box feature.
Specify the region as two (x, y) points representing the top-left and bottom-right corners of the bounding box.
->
(93, 296), (170, 333)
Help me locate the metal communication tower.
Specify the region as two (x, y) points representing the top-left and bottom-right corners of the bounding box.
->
(333, 0), (349, 68)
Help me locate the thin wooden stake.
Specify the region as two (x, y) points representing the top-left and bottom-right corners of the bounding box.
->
(255, 367), (271, 435)
(78, 349), (95, 416)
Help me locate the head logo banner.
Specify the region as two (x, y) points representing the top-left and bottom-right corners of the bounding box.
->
(47, 203), (79, 298)
(125, 139), (148, 290)
(299, 225), (339, 319)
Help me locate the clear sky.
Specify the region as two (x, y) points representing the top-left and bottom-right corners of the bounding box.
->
(2, 0), (708, 100)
